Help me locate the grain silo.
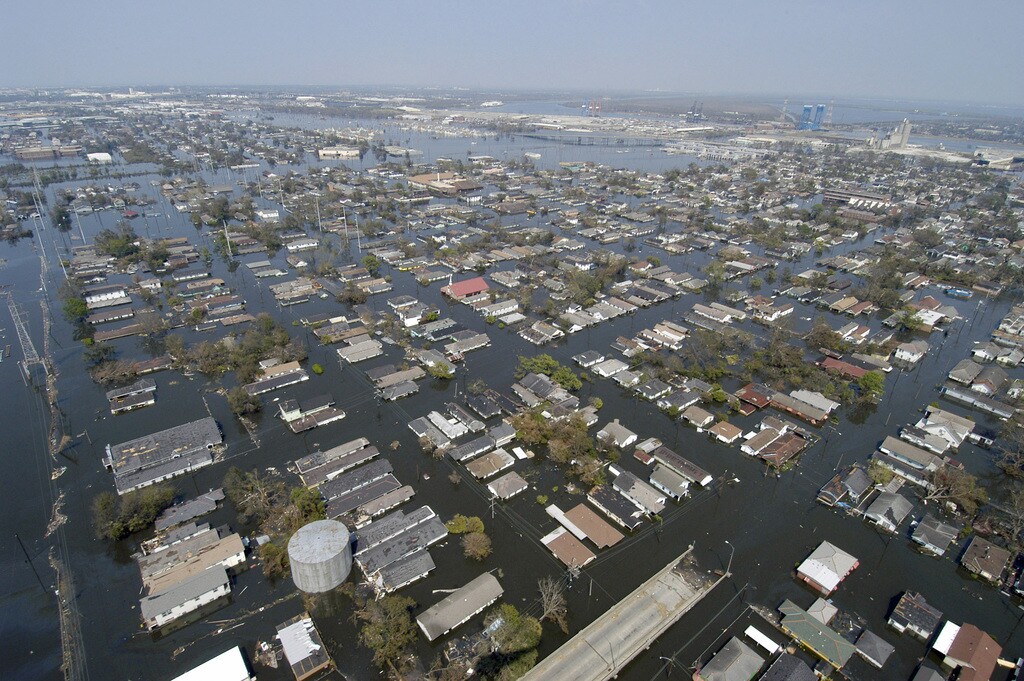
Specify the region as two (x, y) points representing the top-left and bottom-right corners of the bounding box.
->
(288, 519), (352, 593)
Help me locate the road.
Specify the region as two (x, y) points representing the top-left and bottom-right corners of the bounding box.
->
(523, 548), (721, 681)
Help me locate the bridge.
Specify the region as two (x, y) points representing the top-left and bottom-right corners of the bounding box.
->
(522, 547), (722, 681)
(519, 132), (666, 148)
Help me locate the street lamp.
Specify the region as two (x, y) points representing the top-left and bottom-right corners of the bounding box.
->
(724, 540), (735, 578)
(659, 656), (680, 677)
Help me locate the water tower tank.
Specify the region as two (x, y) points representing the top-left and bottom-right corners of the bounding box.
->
(288, 519), (352, 593)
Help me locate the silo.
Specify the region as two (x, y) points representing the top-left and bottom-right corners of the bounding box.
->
(288, 519), (352, 593)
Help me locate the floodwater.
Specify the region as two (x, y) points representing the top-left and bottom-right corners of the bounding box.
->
(2, 112), (1022, 681)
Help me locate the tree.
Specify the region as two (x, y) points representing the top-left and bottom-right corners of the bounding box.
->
(227, 386), (261, 415)
(357, 595), (418, 672)
(428, 362), (454, 380)
(62, 296), (88, 322)
(223, 466), (287, 524)
(538, 576), (569, 633)
(462, 531), (492, 560)
(290, 486), (326, 525)
(83, 342), (115, 367)
(485, 603), (542, 655)
(924, 467), (989, 516)
(868, 461), (895, 486)
(259, 541), (290, 579)
(858, 370), (885, 398)
(805, 321), (846, 353)
(361, 254), (382, 277)
(446, 514), (485, 534)
(92, 485), (176, 540)
(1000, 485), (1024, 550)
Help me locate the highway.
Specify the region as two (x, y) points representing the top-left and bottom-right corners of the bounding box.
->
(522, 547), (721, 681)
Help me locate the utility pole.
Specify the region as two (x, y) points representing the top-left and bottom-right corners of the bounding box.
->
(73, 206), (86, 244)
(15, 533), (48, 593)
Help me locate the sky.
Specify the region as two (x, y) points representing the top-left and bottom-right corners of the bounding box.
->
(5, 0), (1023, 106)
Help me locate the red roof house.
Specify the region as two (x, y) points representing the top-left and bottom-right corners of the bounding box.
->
(442, 276), (489, 300)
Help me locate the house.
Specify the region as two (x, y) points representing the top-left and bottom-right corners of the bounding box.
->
(888, 592), (943, 640)
(948, 359), (983, 385)
(863, 492), (913, 533)
(276, 614), (332, 681)
(796, 541), (859, 595)
(659, 389), (701, 412)
(681, 405), (715, 428)
(572, 350), (605, 368)
(758, 654), (816, 681)
(789, 390), (840, 415)
(960, 536), (1011, 583)
(170, 646), (254, 681)
(817, 466), (873, 507)
(696, 637), (763, 681)
(610, 466), (666, 514)
(735, 383), (772, 409)
(911, 514), (960, 556)
(910, 665), (947, 681)
(440, 276), (489, 300)
(972, 365), (1007, 395)
(709, 421), (743, 444)
(740, 428), (781, 457)
(778, 600), (857, 669)
(855, 630), (894, 669)
(915, 407), (973, 450)
(932, 622), (1001, 681)
(894, 340), (929, 365)
(416, 573), (503, 641)
(596, 419), (637, 449)
(819, 356), (867, 380)
(649, 464), (690, 500)
(140, 567), (230, 630)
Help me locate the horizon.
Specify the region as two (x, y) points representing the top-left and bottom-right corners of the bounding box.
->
(4, 0), (1023, 109)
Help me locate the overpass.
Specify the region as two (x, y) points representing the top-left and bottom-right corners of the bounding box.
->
(522, 547), (721, 681)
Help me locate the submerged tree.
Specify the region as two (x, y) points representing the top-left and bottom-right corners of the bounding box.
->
(538, 575), (569, 633)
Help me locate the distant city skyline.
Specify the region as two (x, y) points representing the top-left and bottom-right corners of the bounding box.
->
(5, 0), (1023, 107)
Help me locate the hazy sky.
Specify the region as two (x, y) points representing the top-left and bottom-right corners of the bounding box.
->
(6, 1), (1023, 105)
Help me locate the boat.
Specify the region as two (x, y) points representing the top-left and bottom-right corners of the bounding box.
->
(944, 287), (973, 300)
